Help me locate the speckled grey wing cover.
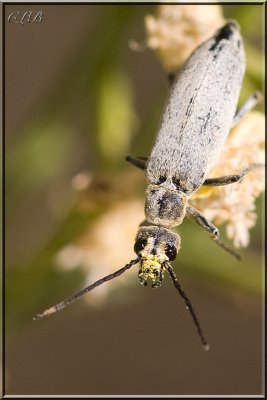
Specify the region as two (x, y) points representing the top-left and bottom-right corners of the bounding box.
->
(146, 22), (246, 194)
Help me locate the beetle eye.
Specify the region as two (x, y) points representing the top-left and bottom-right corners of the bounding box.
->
(165, 244), (177, 261)
(134, 238), (147, 254)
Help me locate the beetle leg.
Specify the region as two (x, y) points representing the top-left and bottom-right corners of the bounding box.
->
(186, 205), (241, 260)
(126, 155), (147, 170)
(203, 163), (264, 186)
(232, 91), (262, 128)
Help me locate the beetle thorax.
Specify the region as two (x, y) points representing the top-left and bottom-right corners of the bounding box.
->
(145, 184), (188, 228)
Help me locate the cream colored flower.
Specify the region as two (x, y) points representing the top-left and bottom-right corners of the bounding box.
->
(56, 200), (144, 305)
(145, 4), (225, 72)
(191, 111), (265, 248)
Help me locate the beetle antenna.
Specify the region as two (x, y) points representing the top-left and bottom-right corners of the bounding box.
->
(33, 257), (140, 321)
(165, 262), (209, 351)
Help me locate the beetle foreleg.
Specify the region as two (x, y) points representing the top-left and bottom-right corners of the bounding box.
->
(186, 205), (241, 260)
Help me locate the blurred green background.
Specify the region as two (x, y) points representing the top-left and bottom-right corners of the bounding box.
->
(5, 4), (264, 396)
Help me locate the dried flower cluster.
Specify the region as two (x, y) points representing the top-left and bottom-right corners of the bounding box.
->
(56, 200), (144, 304)
(191, 111), (265, 248)
(145, 4), (225, 72)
